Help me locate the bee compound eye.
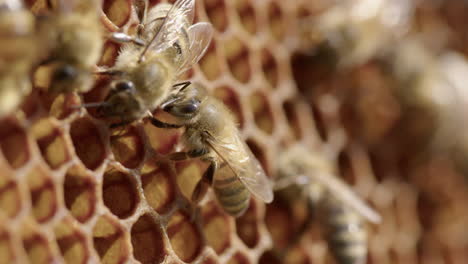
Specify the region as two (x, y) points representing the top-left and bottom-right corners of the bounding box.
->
(53, 65), (77, 81)
(115, 81), (136, 93)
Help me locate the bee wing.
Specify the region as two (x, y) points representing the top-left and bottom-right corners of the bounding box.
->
(206, 132), (274, 203)
(148, 0), (195, 52)
(306, 170), (381, 223)
(177, 22), (214, 75)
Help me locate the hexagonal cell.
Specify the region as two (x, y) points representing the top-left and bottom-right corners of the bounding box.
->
(265, 202), (293, 250)
(70, 118), (106, 170)
(22, 230), (55, 264)
(63, 166), (97, 223)
(25, 167), (58, 223)
(199, 41), (222, 81)
(167, 211), (202, 263)
(141, 163), (176, 214)
(249, 91), (275, 134)
(337, 150), (357, 185)
(224, 36), (251, 83)
(246, 139), (269, 176)
(54, 218), (90, 264)
(201, 201), (232, 254)
(175, 160), (207, 203)
(103, 0), (131, 27)
(0, 177), (22, 219)
(98, 41), (120, 67)
(282, 100), (302, 140)
(261, 48), (279, 89)
(110, 125), (144, 169)
(102, 168), (139, 219)
(92, 215), (130, 264)
(259, 251), (282, 264)
(143, 112), (181, 155)
(130, 214), (166, 264)
(204, 0), (228, 32)
(0, 119), (30, 169)
(0, 230), (15, 263)
(226, 251), (250, 264)
(310, 104), (327, 141)
(32, 118), (71, 170)
(267, 1), (286, 42)
(234, 0), (257, 35)
(213, 86), (244, 128)
(235, 200), (259, 248)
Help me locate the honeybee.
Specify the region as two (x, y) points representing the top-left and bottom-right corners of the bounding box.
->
(97, 0), (213, 126)
(36, 0), (103, 94)
(0, 0), (39, 118)
(276, 145), (381, 264)
(300, 0), (413, 67)
(150, 83), (274, 217)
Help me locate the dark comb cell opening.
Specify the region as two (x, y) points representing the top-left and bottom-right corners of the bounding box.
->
(0, 179), (22, 219)
(235, 0), (257, 35)
(70, 118), (106, 170)
(167, 211), (202, 263)
(261, 48), (279, 89)
(103, 0), (131, 27)
(224, 37), (251, 83)
(282, 100), (302, 140)
(32, 119), (71, 170)
(92, 215), (130, 264)
(226, 251), (251, 264)
(0, 120), (30, 169)
(26, 167), (57, 223)
(235, 200), (259, 248)
(131, 214), (166, 264)
(205, 0), (228, 32)
(64, 166), (96, 223)
(141, 164), (175, 214)
(202, 201), (232, 254)
(249, 92), (275, 135)
(102, 169), (139, 219)
(110, 126), (144, 169)
(54, 219), (89, 264)
(199, 41), (222, 81)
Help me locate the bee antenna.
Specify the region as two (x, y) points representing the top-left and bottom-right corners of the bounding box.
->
(71, 102), (110, 109)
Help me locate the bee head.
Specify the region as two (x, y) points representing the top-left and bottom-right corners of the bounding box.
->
(161, 84), (207, 119)
(49, 63), (92, 93)
(97, 80), (145, 121)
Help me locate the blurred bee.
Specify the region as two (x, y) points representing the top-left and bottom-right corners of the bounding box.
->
(150, 83), (274, 217)
(0, 0), (39, 118)
(36, 0), (103, 94)
(300, 0), (413, 67)
(379, 38), (468, 172)
(97, 0), (213, 126)
(276, 145), (381, 264)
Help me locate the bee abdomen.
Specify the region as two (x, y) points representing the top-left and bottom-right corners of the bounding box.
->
(324, 199), (367, 264)
(214, 176), (251, 217)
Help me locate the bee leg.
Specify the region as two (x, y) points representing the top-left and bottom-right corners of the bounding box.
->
(192, 160), (217, 203)
(167, 148), (209, 161)
(172, 81), (192, 92)
(150, 117), (183, 129)
(108, 32), (145, 46)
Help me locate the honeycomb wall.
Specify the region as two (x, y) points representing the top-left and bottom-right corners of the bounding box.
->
(1, 0), (468, 264)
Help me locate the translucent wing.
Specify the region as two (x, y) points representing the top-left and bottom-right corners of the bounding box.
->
(206, 131), (274, 203)
(177, 22), (214, 75)
(305, 169), (381, 223)
(147, 0), (195, 52)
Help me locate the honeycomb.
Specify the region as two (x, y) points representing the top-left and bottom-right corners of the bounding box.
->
(1, 0), (468, 264)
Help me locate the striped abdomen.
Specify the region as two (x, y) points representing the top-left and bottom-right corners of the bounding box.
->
(323, 197), (367, 264)
(213, 173), (251, 217)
